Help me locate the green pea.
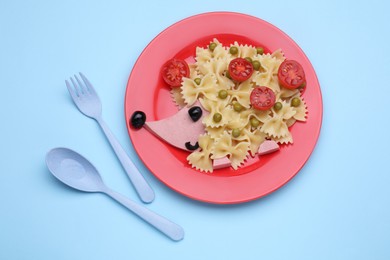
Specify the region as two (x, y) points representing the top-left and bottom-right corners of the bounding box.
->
(250, 118), (260, 128)
(256, 47), (264, 55)
(233, 102), (243, 112)
(209, 42), (217, 51)
(229, 46), (238, 55)
(194, 78), (201, 85)
(291, 97), (301, 107)
(225, 71), (232, 79)
(213, 113), (222, 123)
(218, 90), (228, 99)
(252, 60), (261, 71)
(245, 57), (253, 63)
(232, 128), (241, 138)
(273, 102), (283, 111)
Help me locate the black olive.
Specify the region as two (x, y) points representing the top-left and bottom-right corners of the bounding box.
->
(188, 106), (202, 122)
(185, 141), (199, 151)
(130, 111), (146, 129)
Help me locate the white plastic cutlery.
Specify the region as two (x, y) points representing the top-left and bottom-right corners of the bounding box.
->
(46, 147), (184, 241)
(65, 73), (155, 203)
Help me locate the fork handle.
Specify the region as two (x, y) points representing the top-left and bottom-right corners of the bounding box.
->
(96, 117), (155, 203)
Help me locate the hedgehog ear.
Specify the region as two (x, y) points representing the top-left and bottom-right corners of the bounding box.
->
(188, 106), (202, 122)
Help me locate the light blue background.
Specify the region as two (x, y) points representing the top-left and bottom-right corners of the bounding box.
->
(1, 0), (389, 259)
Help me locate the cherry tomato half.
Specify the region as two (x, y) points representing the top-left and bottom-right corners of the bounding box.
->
(228, 58), (254, 82)
(161, 59), (190, 87)
(250, 86), (276, 110)
(277, 60), (306, 89)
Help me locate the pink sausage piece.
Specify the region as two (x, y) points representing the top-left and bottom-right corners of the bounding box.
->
(144, 102), (208, 151)
(212, 157), (231, 170)
(258, 140), (280, 155)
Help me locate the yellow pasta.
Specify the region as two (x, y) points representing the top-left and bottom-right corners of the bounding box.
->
(211, 132), (250, 170)
(200, 98), (232, 128)
(170, 88), (186, 109)
(176, 39), (308, 172)
(291, 96), (308, 121)
(181, 73), (218, 106)
(228, 80), (252, 109)
(187, 134), (214, 172)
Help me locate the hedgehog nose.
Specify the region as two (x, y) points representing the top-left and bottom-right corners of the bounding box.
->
(130, 111), (146, 129)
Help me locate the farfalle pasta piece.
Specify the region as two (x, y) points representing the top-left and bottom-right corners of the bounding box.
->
(286, 118), (296, 127)
(211, 39), (230, 60)
(228, 80), (253, 108)
(251, 72), (280, 94)
(170, 88), (186, 109)
(229, 42), (257, 59)
(265, 102), (296, 137)
(211, 132), (250, 169)
(205, 126), (225, 139)
(271, 48), (285, 60)
(189, 63), (200, 79)
(240, 108), (271, 126)
(198, 58), (234, 89)
(291, 96), (308, 121)
(241, 127), (267, 156)
(259, 53), (284, 74)
(226, 108), (248, 130)
(187, 134), (214, 173)
(273, 131), (293, 144)
(195, 39), (229, 72)
(195, 47), (212, 67)
(200, 98), (232, 128)
(274, 100), (296, 121)
(181, 73), (218, 106)
(252, 55), (283, 94)
(267, 75), (282, 94)
(277, 88), (300, 100)
(260, 114), (290, 138)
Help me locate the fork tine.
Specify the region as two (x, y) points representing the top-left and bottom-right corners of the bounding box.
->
(70, 77), (81, 97)
(74, 74), (87, 95)
(79, 72), (97, 96)
(65, 80), (79, 100)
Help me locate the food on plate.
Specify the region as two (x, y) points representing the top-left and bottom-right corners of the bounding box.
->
(277, 60), (306, 89)
(130, 111), (146, 129)
(131, 38), (308, 173)
(228, 58), (254, 82)
(132, 102), (208, 151)
(212, 157), (231, 170)
(250, 86), (276, 111)
(258, 140), (280, 155)
(161, 58), (190, 87)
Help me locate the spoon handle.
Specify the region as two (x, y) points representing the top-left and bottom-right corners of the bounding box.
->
(95, 116), (155, 203)
(104, 188), (184, 241)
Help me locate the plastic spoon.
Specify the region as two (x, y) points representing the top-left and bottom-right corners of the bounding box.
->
(45, 147), (184, 241)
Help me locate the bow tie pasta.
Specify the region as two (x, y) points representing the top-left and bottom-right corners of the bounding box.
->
(172, 38), (308, 173)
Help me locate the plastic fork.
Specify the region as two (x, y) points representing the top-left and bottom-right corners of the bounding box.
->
(65, 73), (155, 203)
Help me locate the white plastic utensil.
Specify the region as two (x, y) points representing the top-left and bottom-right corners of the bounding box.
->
(65, 73), (155, 203)
(45, 147), (184, 241)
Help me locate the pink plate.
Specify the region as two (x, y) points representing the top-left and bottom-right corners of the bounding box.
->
(125, 12), (322, 204)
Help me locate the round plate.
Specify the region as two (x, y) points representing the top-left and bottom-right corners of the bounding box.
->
(125, 12), (322, 204)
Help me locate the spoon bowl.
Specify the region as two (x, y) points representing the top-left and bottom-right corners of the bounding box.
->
(46, 148), (105, 192)
(45, 147), (184, 241)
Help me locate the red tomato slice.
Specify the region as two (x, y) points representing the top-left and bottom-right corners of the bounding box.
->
(161, 59), (190, 87)
(250, 86), (276, 110)
(228, 58), (254, 82)
(277, 60), (306, 89)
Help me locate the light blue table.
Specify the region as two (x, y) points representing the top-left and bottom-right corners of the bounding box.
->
(1, 1), (389, 259)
